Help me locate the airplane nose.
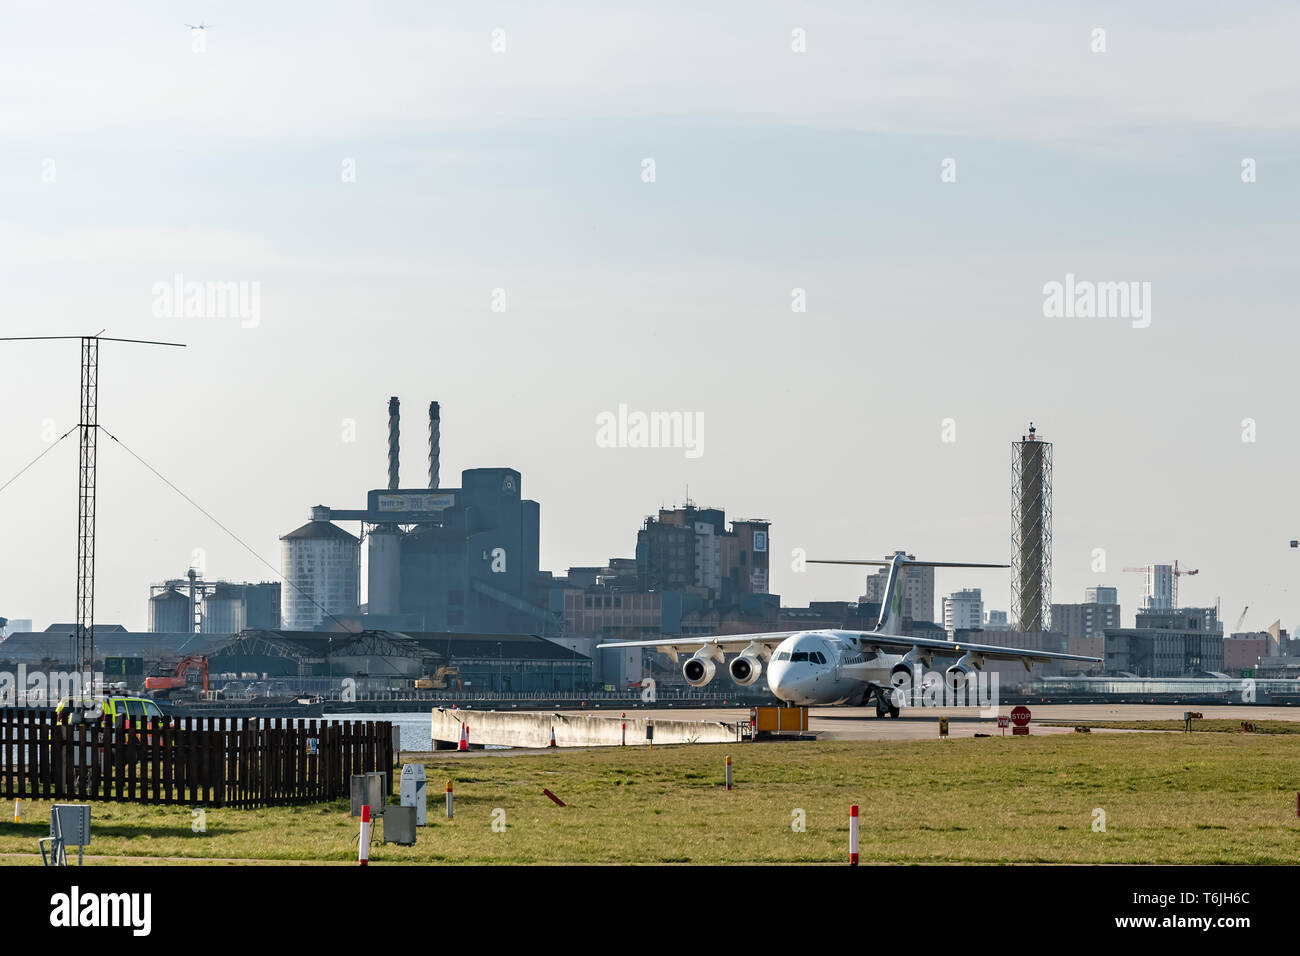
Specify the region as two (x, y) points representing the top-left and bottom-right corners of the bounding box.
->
(767, 662), (790, 699)
(767, 662), (798, 702)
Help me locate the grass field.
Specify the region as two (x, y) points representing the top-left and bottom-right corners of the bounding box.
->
(1044, 719), (1300, 735)
(2, 734), (1299, 864)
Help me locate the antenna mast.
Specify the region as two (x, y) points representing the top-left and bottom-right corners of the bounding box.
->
(0, 334), (184, 698)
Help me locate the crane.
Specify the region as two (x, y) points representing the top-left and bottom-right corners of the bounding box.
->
(1122, 560), (1199, 609)
(1232, 605), (1250, 634)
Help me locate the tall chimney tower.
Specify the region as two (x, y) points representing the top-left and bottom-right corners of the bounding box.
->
(428, 401), (440, 490)
(387, 396), (400, 491)
(1011, 422), (1053, 632)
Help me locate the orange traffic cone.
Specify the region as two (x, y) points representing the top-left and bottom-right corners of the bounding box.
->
(548, 726), (557, 748)
(458, 722), (469, 752)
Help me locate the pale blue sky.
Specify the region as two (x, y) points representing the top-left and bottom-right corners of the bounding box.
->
(2, 1), (1298, 632)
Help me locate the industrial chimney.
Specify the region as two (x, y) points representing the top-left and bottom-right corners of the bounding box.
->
(387, 396), (400, 491)
(428, 401), (440, 490)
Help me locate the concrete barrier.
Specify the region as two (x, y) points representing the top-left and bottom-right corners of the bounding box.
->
(431, 708), (744, 749)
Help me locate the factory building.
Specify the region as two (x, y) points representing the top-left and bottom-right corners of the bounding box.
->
(287, 399), (556, 636)
(149, 575), (281, 633)
(392, 467), (547, 633)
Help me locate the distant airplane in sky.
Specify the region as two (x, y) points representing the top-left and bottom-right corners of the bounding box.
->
(185, 22), (213, 31)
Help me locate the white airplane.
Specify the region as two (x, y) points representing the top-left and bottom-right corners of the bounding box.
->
(598, 551), (1101, 715)
(185, 22), (213, 31)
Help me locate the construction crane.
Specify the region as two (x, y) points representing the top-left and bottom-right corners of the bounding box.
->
(1122, 560), (1200, 609)
(1232, 605), (1250, 634)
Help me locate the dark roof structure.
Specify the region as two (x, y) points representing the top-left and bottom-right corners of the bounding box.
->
(280, 520), (359, 543)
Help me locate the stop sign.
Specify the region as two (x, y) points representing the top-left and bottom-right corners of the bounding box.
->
(1010, 706), (1031, 727)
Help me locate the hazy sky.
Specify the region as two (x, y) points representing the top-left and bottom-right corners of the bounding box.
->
(2, 1), (1298, 633)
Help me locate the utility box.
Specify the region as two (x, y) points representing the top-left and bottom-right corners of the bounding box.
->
(400, 764), (427, 826)
(51, 805), (91, 847)
(41, 804), (91, 866)
(751, 706), (809, 735)
(384, 805), (417, 846)
(350, 774), (384, 818)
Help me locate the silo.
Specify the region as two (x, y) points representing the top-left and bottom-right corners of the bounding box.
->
(201, 583), (246, 634)
(280, 508), (361, 629)
(367, 529), (402, 616)
(1011, 423), (1053, 632)
(149, 586), (191, 633)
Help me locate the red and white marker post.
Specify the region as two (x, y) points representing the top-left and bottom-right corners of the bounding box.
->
(358, 805), (371, 866)
(621, 713), (627, 747)
(446, 780), (454, 819)
(849, 805), (859, 866)
(725, 755), (732, 791)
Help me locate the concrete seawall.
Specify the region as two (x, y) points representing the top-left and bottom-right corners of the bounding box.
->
(431, 708), (746, 748)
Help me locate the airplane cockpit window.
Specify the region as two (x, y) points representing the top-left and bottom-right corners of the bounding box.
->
(775, 651), (790, 661)
(812, 651), (826, 664)
(790, 652), (809, 662)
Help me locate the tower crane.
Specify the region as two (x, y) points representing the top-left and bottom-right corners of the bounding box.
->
(1122, 560), (1199, 609)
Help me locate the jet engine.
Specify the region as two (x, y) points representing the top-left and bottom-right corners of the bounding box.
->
(683, 648), (719, 687)
(944, 652), (983, 690)
(890, 662), (916, 689)
(891, 647), (931, 690)
(728, 644), (766, 686)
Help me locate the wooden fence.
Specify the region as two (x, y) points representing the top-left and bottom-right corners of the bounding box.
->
(0, 710), (393, 808)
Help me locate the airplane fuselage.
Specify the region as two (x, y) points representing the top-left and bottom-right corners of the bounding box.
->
(764, 630), (904, 706)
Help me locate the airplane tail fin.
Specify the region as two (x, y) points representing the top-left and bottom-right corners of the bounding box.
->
(807, 553), (1009, 636)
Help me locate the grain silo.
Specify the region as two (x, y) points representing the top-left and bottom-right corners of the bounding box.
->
(201, 583), (246, 634)
(280, 507), (361, 629)
(148, 585), (191, 633)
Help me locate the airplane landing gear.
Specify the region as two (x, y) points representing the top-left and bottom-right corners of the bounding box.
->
(874, 688), (900, 719)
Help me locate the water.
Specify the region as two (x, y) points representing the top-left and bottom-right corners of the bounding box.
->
(339, 712), (431, 752)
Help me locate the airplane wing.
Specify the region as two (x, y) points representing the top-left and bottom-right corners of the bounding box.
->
(596, 632), (800, 662)
(599, 629), (1100, 667)
(849, 631), (1100, 665)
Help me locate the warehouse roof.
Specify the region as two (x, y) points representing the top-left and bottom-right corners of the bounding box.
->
(0, 630), (229, 663)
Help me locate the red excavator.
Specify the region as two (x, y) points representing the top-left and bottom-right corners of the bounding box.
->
(144, 655), (209, 703)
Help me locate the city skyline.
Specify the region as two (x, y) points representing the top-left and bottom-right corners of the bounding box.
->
(3, 1), (1299, 633)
